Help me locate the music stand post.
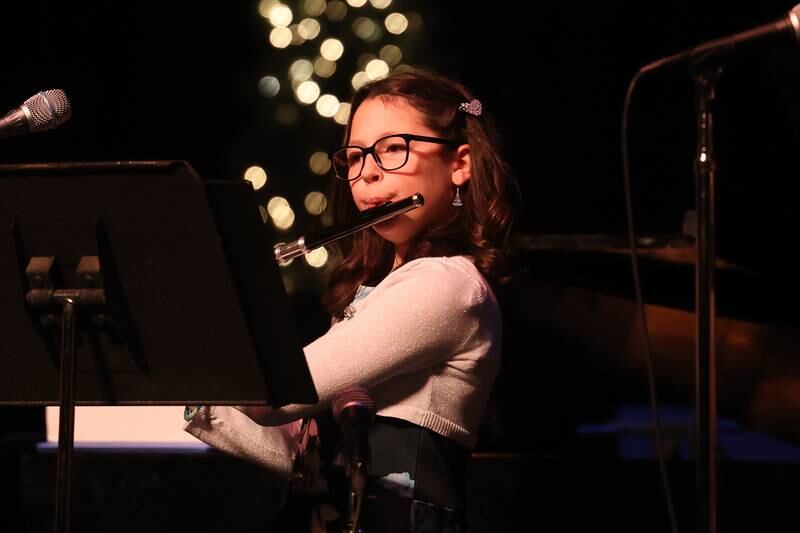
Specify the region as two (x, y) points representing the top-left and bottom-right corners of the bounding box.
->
(0, 161), (317, 533)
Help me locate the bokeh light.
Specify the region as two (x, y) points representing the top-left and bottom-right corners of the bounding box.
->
(268, 4), (293, 27)
(379, 44), (402, 66)
(366, 59), (389, 80)
(244, 166), (268, 190)
(384, 12), (408, 34)
(325, 1), (348, 21)
(303, 0), (327, 17)
(316, 94), (340, 117)
(320, 38), (344, 61)
(305, 246), (329, 268)
(258, 76), (281, 97)
(296, 80), (321, 104)
(406, 11), (423, 32)
(351, 71), (370, 90)
(298, 18), (321, 39)
(353, 17), (381, 41)
(289, 58), (314, 82)
(289, 24), (306, 45)
(314, 56), (337, 78)
(267, 196), (296, 230)
(334, 102), (351, 125)
(269, 27), (293, 48)
(259, 0), (280, 18)
(304, 191), (328, 214)
(309, 152), (332, 174)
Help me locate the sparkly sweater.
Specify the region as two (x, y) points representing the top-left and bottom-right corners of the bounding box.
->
(185, 255), (501, 464)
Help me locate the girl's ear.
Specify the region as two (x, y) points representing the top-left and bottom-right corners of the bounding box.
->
(451, 144), (472, 186)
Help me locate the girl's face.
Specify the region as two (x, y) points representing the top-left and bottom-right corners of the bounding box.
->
(347, 96), (471, 259)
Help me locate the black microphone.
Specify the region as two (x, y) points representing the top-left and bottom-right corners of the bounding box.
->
(643, 4), (800, 72)
(333, 387), (375, 533)
(0, 89), (72, 140)
(332, 387), (375, 491)
(333, 387), (375, 480)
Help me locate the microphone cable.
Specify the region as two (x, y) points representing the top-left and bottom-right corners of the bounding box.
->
(621, 67), (680, 533)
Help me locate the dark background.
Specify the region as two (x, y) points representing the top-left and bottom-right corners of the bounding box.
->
(2, 1), (800, 531)
(3, 2), (800, 273)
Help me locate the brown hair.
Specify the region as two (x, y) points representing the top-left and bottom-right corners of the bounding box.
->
(322, 68), (518, 318)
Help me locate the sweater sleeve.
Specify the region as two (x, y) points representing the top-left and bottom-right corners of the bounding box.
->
(255, 258), (491, 425)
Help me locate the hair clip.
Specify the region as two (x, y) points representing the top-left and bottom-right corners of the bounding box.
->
(458, 99), (482, 117)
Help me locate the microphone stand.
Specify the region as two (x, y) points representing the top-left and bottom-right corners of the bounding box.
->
(691, 59), (723, 533)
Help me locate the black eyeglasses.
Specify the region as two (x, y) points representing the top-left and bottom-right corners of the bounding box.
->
(330, 133), (461, 181)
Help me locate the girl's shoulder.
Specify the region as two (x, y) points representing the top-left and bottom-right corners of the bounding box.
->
(380, 255), (494, 304)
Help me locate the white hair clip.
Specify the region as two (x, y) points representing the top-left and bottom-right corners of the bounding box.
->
(458, 99), (482, 117)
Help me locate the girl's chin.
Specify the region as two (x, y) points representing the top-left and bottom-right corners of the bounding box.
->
(373, 220), (414, 244)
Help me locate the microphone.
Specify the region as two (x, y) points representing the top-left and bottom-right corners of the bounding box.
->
(333, 387), (376, 486)
(332, 387), (375, 533)
(643, 4), (800, 72)
(0, 89), (72, 140)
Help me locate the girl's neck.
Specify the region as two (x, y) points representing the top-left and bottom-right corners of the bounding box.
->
(393, 242), (409, 270)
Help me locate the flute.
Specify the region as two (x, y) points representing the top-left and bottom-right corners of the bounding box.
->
(274, 193), (425, 264)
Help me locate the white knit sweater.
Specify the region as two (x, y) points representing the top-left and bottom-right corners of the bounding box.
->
(185, 255), (501, 469)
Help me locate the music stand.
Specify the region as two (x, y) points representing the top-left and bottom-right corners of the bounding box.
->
(0, 160), (318, 533)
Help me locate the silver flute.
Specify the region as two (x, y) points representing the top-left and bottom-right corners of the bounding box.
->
(274, 193), (425, 264)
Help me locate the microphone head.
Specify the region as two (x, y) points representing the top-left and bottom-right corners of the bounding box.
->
(22, 89), (72, 132)
(790, 4), (800, 40)
(332, 387), (376, 420)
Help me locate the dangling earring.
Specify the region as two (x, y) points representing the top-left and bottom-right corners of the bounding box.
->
(452, 186), (464, 207)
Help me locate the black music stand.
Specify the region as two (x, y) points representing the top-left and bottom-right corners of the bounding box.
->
(0, 160), (318, 533)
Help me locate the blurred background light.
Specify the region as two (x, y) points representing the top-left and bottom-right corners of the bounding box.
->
(310, 151), (332, 175)
(325, 1), (348, 21)
(357, 53), (376, 69)
(269, 26), (293, 48)
(346, 0), (368, 8)
(268, 3), (293, 27)
(316, 94), (340, 117)
(304, 191), (328, 214)
(296, 80), (321, 104)
(313, 56), (337, 78)
(305, 246), (329, 268)
(384, 12), (408, 34)
(289, 24), (306, 45)
(353, 17), (381, 42)
(370, 0), (392, 8)
(258, 0), (280, 18)
(258, 75), (281, 97)
(267, 196), (290, 216)
(298, 18), (321, 39)
(244, 165), (268, 190)
(334, 102), (351, 125)
(268, 196), (296, 230)
(406, 11), (423, 32)
(320, 38), (344, 61)
(289, 58), (314, 82)
(379, 44), (402, 66)
(303, 0), (327, 17)
(351, 71), (370, 90)
(366, 59), (389, 80)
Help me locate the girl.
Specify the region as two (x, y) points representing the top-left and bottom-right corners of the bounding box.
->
(185, 68), (517, 532)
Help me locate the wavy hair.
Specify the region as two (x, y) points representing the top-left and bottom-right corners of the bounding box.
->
(322, 69), (518, 318)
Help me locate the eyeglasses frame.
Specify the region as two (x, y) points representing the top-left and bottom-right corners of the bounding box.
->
(330, 133), (462, 181)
